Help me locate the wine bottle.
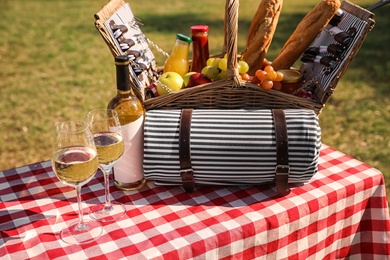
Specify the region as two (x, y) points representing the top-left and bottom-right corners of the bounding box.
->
(108, 55), (146, 191)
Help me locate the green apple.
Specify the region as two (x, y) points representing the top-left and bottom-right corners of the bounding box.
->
(157, 72), (184, 96)
(183, 72), (197, 87)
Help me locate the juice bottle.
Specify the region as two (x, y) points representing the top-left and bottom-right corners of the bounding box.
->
(190, 25), (209, 73)
(163, 33), (192, 77)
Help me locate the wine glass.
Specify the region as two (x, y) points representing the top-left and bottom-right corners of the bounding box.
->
(86, 109), (126, 222)
(52, 120), (103, 244)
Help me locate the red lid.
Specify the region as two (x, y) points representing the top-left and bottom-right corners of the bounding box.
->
(191, 25), (209, 33)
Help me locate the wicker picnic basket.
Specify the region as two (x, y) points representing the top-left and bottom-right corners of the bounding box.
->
(94, 0), (375, 114)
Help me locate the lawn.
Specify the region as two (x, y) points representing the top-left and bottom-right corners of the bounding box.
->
(0, 0), (389, 198)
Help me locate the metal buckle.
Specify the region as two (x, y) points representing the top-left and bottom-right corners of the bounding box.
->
(180, 168), (193, 174)
(180, 168), (194, 182)
(275, 165), (290, 176)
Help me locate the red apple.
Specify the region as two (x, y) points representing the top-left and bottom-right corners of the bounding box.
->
(186, 72), (212, 88)
(183, 72), (197, 87)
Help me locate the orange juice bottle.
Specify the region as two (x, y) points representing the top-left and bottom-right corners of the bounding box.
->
(163, 33), (192, 77)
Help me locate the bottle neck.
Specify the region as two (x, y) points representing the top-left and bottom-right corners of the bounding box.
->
(116, 62), (131, 90)
(115, 62), (137, 97)
(171, 40), (190, 56)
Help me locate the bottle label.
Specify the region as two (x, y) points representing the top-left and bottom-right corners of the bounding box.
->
(113, 115), (144, 184)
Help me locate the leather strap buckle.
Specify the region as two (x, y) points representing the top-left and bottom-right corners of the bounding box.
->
(275, 165), (290, 175)
(180, 168), (195, 193)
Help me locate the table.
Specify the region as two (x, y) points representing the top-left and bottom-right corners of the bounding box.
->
(1, 144), (389, 259)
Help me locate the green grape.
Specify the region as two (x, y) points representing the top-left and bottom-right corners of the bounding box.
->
(217, 70), (228, 80)
(206, 58), (215, 67)
(201, 65), (212, 75)
(212, 58), (221, 68)
(218, 58), (228, 71)
(238, 60), (249, 74)
(206, 66), (220, 80)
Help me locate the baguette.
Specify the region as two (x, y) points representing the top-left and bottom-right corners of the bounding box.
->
(272, 0), (341, 70)
(242, 0), (283, 75)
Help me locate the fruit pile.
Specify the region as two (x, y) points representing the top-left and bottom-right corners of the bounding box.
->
(252, 65), (284, 90)
(200, 55), (250, 81)
(151, 55), (288, 97)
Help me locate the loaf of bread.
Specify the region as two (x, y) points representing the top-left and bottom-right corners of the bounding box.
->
(271, 0), (341, 71)
(242, 0), (283, 75)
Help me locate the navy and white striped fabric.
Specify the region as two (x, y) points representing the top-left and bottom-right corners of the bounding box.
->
(306, 9), (370, 94)
(143, 109), (321, 186)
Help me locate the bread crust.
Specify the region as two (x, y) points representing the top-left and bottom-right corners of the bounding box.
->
(243, 0), (283, 75)
(272, 0), (341, 70)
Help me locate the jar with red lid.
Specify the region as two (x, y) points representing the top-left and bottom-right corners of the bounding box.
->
(190, 25), (209, 73)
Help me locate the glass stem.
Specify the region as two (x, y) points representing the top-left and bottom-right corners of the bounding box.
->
(103, 168), (112, 208)
(76, 186), (86, 229)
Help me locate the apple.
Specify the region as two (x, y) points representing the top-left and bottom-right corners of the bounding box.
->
(157, 72), (184, 96)
(183, 72), (197, 87)
(186, 72), (212, 88)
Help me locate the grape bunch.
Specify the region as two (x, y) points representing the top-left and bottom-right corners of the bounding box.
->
(252, 65), (284, 90)
(201, 55), (250, 81)
(199, 56), (284, 91)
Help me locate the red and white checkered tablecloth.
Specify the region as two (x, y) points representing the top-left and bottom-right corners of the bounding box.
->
(1, 144), (389, 259)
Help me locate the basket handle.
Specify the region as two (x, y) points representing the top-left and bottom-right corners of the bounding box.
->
(225, 0), (241, 87)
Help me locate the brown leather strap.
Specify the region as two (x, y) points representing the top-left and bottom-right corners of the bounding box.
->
(272, 109), (290, 196)
(179, 108), (195, 193)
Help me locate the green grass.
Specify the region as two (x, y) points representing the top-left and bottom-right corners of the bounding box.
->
(0, 0), (389, 199)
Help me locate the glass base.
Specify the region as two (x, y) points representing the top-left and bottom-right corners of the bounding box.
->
(114, 178), (146, 191)
(60, 219), (103, 244)
(90, 201), (126, 222)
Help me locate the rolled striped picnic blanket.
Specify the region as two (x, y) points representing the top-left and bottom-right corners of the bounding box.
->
(143, 109), (321, 190)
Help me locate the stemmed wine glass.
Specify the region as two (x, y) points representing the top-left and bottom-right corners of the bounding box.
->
(86, 109), (126, 222)
(52, 120), (103, 244)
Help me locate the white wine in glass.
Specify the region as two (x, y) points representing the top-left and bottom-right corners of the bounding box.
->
(87, 109), (126, 222)
(52, 120), (103, 244)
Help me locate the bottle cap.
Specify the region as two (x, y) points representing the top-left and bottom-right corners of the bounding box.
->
(190, 25), (209, 33)
(176, 33), (192, 43)
(115, 55), (130, 65)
